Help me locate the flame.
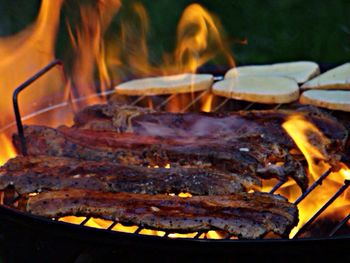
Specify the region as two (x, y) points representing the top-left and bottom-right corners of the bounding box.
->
(201, 93), (213, 112)
(0, 0), (66, 128)
(5, 0), (349, 241)
(172, 4), (235, 74)
(282, 115), (331, 178)
(0, 134), (16, 166)
(108, 2), (152, 79)
(108, 3), (233, 113)
(58, 215), (225, 239)
(65, 0), (121, 104)
(281, 114), (350, 238)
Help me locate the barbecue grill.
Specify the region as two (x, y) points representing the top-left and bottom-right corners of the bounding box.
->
(0, 60), (349, 262)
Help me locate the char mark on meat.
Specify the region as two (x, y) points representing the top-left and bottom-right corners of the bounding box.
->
(25, 188), (299, 239)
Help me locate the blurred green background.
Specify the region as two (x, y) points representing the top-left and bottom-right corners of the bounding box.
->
(1, 0), (350, 65)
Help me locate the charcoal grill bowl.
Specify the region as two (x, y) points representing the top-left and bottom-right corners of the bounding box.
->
(1, 205), (350, 262)
(1, 61), (350, 262)
(0, 98), (349, 263)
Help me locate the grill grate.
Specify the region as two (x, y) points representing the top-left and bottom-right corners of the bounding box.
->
(3, 60), (350, 240)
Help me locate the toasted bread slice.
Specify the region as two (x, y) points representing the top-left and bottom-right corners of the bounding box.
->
(301, 63), (350, 90)
(115, 73), (213, 96)
(225, 61), (319, 84)
(300, 90), (350, 111)
(213, 75), (299, 104)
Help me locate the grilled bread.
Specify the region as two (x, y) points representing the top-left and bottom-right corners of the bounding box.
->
(225, 61), (319, 84)
(213, 75), (299, 104)
(300, 90), (350, 111)
(301, 63), (350, 90)
(115, 73), (213, 95)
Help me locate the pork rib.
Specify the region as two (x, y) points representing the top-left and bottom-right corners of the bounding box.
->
(13, 125), (308, 190)
(74, 104), (348, 158)
(25, 189), (299, 239)
(0, 155), (260, 195)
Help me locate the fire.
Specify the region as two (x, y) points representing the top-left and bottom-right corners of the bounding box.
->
(66, 0), (121, 104)
(3, 0), (348, 241)
(281, 114), (350, 238)
(0, 134), (16, 166)
(282, 115), (331, 178)
(0, 0), (65, 128)
(201, 93), (213, 112)
(172, 4), (235, 74)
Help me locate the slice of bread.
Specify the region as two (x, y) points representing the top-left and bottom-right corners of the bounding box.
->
(212, 75), (299, 104)
(301, 63), (350, 90)
(300, 90), (350, 111)
(225, 61), (319, 84)
(115, 73), (213, 96)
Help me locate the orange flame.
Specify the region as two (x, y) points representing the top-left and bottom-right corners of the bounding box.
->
(0, 0), (66, 163)
(172, 4), (235, 74)
(0, 0), (65, 128)
(281, 114), (350, 238)
(66, 0), (121, 104)
(0, 134), (16, 166)
(6, 1), (346, 241)
(282, 115), (331, 178)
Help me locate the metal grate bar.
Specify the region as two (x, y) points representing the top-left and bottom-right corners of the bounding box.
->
(130, 95), (146, 106)
(155, 93), (177, 111)
(293, 180), (350, 238)
(212, 97), (230, 112)
(294, 169), (332, 205)
(12, 60), (66, 156)
(107, 221), (118, 230)
(269, 180), (287, 194)
(80, 217), (91, 226)
(134, 227), (142, 234)
(213, 76), (224, 82)
(194, 231), (204, 239)
(273, 104), (282, 110)
(180, 89), (210, 112)
(329, 213), (350, 237)
(243, 102), (254, 110)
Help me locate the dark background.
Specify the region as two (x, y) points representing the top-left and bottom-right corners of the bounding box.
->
(1, 0), (350, 65)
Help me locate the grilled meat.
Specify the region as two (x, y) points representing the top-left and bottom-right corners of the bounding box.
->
(14, 125), (308, 190)
(74, 103), (155, 133)
(0, 155), (259, 195)
(25, 189), (299, 239)
(74, 104), (347, 161)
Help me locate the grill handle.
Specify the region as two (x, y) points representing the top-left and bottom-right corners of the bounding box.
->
(12, 59), (66, 155)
